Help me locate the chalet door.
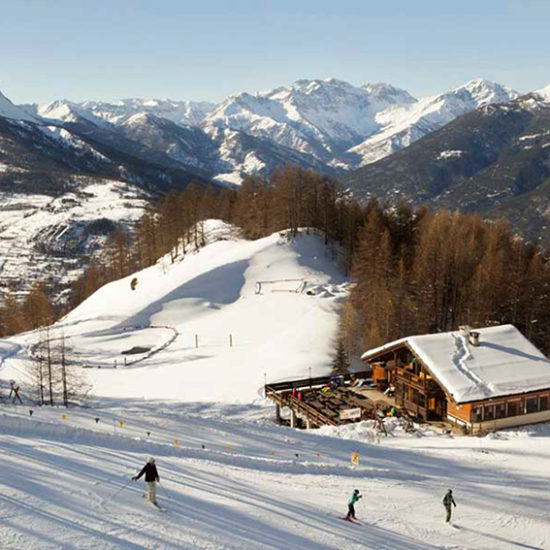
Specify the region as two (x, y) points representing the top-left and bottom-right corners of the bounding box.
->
(436, 397), (447, 419)
(428, 395), (447, 420)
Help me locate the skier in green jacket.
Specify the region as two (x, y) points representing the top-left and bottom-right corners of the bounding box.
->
(346, 489), (362, 520)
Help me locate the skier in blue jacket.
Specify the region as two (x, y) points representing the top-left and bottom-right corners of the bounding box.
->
(346, 489), (362, 520)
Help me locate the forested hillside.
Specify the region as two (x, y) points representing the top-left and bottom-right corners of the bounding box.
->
(3, 167), (550, 355)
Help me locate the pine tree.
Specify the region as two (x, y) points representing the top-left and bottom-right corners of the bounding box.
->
(332, 338), (350, 375)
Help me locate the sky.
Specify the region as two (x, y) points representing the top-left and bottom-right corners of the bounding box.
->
(0, 0), (549, 104)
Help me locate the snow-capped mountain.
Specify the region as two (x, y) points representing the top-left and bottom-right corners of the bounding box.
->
(349, 79), (519, 166)
(0, 90), (38, 122)
(534, 84), (550, 102)
(342, 87), (550, 244)
(203, 78), (416, 168)
(18, 77), (519, 182)
(26, 97), (216, 128)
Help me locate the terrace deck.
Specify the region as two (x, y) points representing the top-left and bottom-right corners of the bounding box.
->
(264, 370), (387, 428)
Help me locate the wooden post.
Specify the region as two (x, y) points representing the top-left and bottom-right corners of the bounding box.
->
(290, 409), (297, 428)
(275, 404), (281, 423)
(229, 334), (233, 348)
(195, 334), (199, 348)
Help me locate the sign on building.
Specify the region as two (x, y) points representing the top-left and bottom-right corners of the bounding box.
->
(339, 408), (362, 421)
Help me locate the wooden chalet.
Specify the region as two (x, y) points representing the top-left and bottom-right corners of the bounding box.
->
(362, 324), (550, 433)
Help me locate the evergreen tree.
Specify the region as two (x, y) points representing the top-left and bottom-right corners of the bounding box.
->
(332, 338), (350, 375)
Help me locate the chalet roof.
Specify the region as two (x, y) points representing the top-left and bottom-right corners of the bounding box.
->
(361, 325), (550, 404)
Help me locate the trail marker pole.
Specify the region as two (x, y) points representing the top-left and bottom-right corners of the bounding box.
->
(229, 334), (233, 348)
(195, 334), (199, 348)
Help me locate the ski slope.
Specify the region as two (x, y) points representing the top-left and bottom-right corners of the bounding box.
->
(1, 222), (549, 549)
(0, 403), (549, 549)
(2, 221), (349, 403)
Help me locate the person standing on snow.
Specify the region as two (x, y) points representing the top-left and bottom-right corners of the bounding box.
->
(133, 457), (160, 505)
(346, 489), (362, 520)
(443, 489), (456, 523)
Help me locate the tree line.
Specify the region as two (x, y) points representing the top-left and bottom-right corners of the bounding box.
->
(1, 165), (550, 358)
(340, 204), (550, 356)
(69, 167), (362, 308)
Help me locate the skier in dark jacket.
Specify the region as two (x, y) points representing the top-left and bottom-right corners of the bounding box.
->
(132, 457), (160, 505)
(346, 489), (362, 520)
(443, 489), (456, 523)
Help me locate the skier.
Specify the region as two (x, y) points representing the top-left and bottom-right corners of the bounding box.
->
(346, 489), (362, 520)
(9, 381), (23, 405)
(443, 489), (456, 523)
(132, 457), (160, 505)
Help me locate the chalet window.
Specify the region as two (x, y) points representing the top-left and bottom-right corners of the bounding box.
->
(526, 398), (538, 414)
(484, 405), (495, 421)
(472, 407), (483, 422)
(540, 396), (548, 411)
(507, 401), (519, 417)
(495, 403), (506, 419)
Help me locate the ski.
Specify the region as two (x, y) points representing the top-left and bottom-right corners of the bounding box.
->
(340, 517), (362, 524)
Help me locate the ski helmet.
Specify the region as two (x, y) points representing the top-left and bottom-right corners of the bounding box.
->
(148, 456), (155, 464)
(354, 489), (359, 494)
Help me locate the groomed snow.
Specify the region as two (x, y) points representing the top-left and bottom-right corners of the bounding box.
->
(362, 325), (550, 403)
(0, 401), (549, 549)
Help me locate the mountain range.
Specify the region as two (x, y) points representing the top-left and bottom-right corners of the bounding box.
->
(342, 85), (550, 243)
(0, 77), (548, 300)
(19, 77), (518, 183)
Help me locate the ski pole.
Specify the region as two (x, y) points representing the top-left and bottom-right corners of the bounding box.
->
(109, 478), (133, 501)
(158, 482), (171, 501)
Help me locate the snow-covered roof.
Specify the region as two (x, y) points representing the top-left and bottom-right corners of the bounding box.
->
(361, 325), (550, 404)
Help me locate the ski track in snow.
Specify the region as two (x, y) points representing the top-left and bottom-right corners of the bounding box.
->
(0, 405), (549, 549)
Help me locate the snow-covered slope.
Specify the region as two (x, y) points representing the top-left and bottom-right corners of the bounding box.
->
(0, 401), (549, 549)
(0, 179), (148, 300)
(0, 223), (549, 548)
(1, 223), (549, 549)
(0, 91), (37, 122)
(350, 79), (519, 166)
(54, 224), (347, 401)
(0, 222), (347, 401)
(534, 83), (550, 102)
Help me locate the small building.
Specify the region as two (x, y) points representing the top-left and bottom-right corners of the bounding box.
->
(361, 324), (550, 433)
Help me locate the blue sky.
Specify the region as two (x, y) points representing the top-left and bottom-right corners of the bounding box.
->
(1, 0), (548, 103)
